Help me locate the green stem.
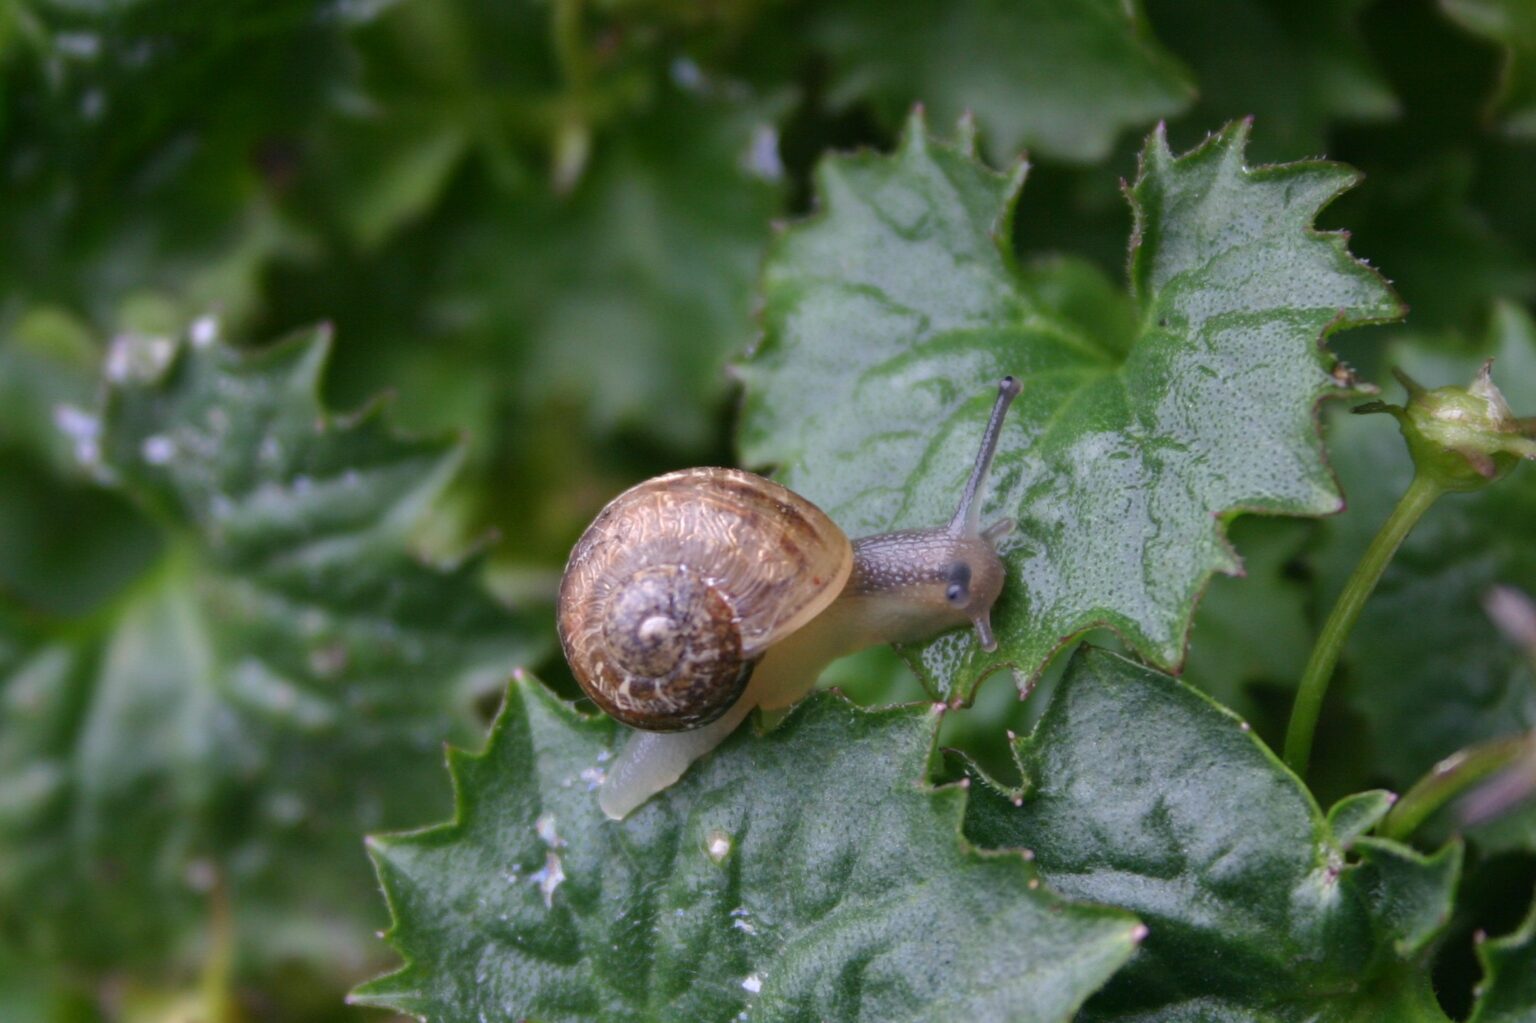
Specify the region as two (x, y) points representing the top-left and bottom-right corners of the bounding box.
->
(1283, 472), (1445, 776)
(548, 0), (591, 192)
(1377, 734), (1533, 842)
(551, 0), (588, 91)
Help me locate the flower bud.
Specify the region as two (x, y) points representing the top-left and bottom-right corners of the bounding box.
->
(1354, 360), (1536, 492)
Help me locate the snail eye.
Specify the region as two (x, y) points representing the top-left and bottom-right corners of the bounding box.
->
(945, 562), (971, 606)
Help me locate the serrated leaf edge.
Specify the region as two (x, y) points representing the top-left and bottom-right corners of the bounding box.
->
(350, 669), (1148, 1018)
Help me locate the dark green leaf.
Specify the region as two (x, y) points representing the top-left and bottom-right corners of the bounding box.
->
(449, 88), (786, 451)
(812, 0), (1194, 163)
(354, 677), (1143, 1022)
(741, 114), (1401, 700)
(1150, 0), (1397, 163)
(1181, 517), (1314, 721)
(304, 80), (785, 465)
(1470, 897), (1536, 1021)
(966, 646), (1461, 1021)
(286, 0), (553, 249)
(0, 0), (368, 330)
(1336, 155), (1536, 335)
(0, 308), (161, 618)
(1442, 0), (1536, 138)
(0, 326), (545, 986)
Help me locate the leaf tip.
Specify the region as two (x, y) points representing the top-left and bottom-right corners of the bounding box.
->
(956, 108), (980, 158)
(901, 103), (931, 151)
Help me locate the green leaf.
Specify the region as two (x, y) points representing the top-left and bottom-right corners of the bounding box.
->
(1336, 154), (1536, 334)
(1470, 898), (1536, 1022)
(1181, 517), (1314, 721)
(0, 939), (57, 1023)
(1442, 0), (1536, 138)
(286, 0), (552, 250)
(812, 0), (1194, 163)
(0, 326), (546, 989)
(306, 79), (785, 465)
(1312, 302), (1536, 848)
(0, 306), (99, 471)
(0, 0), (366, 331)
(1327, 789), (1397, 846)
(354, 677), (1143, 1022)
(0, 308), (161, 618)
(965, 646), (1461, 1021)
(1148, 0), (1397, 163)
(741, 114), (1402, 701)
(457, 88), (787, 451)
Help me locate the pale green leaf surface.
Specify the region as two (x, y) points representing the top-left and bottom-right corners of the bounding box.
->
(812, 0), (1194, 163)
(1313, 302), (1536, 844)
(353, 678), (1142, 1022)
(1327, 788), (1397, 847)
(0, 326), (545, 980)
(965, 647), (1461, 1021)
(741, 115), (1401, 701)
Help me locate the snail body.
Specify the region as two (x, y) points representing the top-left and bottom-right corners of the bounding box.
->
(558, 377), (1021, 819)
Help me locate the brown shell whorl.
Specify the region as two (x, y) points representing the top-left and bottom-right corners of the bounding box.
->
(590, 564), (751, 729)
(557, 467), (853, 732)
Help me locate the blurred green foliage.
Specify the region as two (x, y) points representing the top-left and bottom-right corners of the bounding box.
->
(2, 0), (1535, 1019)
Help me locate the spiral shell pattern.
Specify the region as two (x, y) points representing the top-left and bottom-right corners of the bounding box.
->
(557, 468), (853, 731)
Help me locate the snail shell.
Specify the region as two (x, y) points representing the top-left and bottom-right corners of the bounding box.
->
(557, 467), (853, 731)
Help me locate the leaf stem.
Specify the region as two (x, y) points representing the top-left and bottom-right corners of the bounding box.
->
(200, 871), (238, 1023)
(1283, 472), (1445, 776)
(1377, 733), (1533, 842)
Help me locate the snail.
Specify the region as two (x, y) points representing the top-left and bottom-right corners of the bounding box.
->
(558, 376), (1021, 819)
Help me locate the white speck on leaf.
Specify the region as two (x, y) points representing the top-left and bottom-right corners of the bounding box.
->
(190, 315), (220, 347)
(54, 404), (102, 466)
(53, 404), (98, 441)
(105, 332), (175, 384)
(741, 124), (784, 181)
(530, 851), (565, 909)
(55, 32), (101, 59)
(79, 88), (105, 120)
(741, 973), (763, 994)
(706, 829), (733, 864)
(670, 57), (705, 91)
(535, 813), (565, 848)
(140, 434), (175, 465)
